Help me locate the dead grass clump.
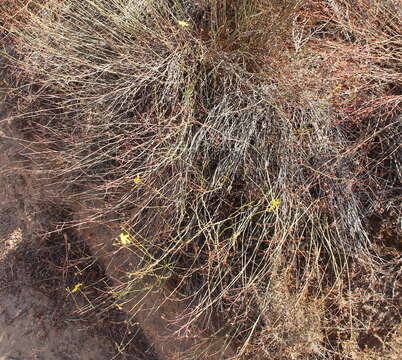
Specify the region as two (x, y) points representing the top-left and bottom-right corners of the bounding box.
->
(2, 0), (401, 358)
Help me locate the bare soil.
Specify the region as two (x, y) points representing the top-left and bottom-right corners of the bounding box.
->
(0, 139), (117, 359)
(0, 95), (155, 360)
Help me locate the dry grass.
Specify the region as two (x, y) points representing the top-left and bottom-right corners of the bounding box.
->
(1, 0), (401, 359)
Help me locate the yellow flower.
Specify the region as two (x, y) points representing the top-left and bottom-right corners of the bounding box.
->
(133, 175), (141, 184)
(267, 199), (281, 212)
(118, 232), (131, 245)
(178, 20), (190, 27)
(66, 282), (83, 294)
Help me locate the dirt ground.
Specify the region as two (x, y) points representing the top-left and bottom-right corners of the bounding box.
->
(0, 80), (159, 359)
(0, 111), (124, 359)
(0, 173), (115, 360)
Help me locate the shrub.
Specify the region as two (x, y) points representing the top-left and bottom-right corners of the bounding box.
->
(2, 0), (401, 358)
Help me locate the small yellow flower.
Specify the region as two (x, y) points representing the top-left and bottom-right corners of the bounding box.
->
(133, 175), (141, 184)
(66, 282), (83, 294)
(118, 232), (131, 245)
(178, 20), (190, 27)
(267, 199), (281, 212)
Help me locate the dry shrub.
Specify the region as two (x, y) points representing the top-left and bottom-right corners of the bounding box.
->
(242, 271), (325, 359)
(2, 0), (401, 358)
